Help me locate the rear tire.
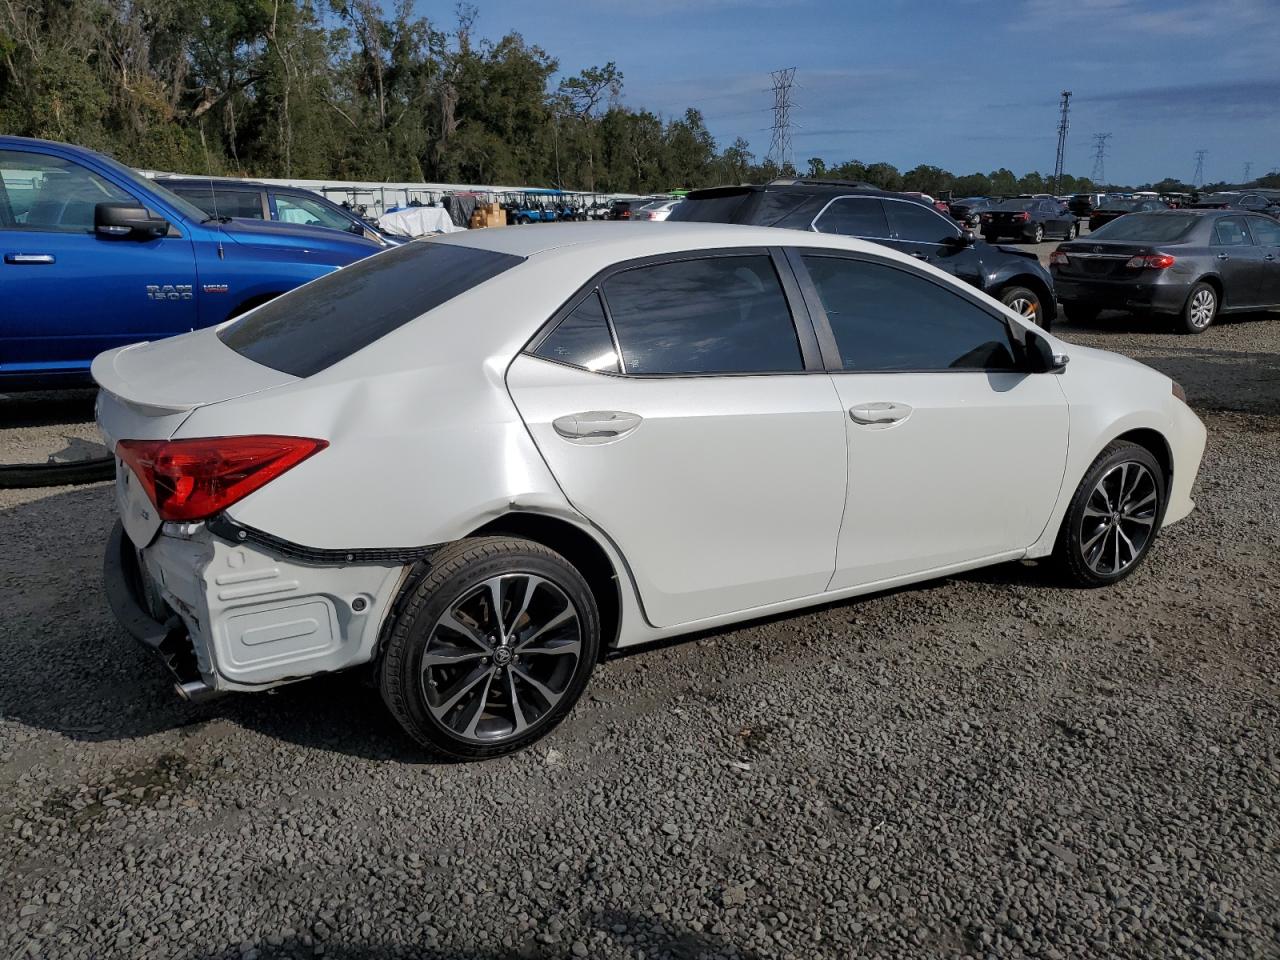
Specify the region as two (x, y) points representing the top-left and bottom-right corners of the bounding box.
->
(1179, 282), (1218, 334)
(1031, 224), (1045, 243)
(379, 537), (599, 760)
(1053, 441), (1165, 588)
(1066, 222), (1079, 240)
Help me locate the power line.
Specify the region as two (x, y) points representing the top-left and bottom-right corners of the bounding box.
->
(1052, 90), (1071, 194)
(1193, 149), (1207, 187)
(767, 67), (797, 175)
(1091, 132), (1112, 186)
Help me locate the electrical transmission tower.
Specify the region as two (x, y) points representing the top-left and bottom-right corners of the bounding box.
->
(767, 67), (797, 175)
(1052, 90), (1072, 194)
(1242, 161), (1253, 184)
(1090, 132), (1111, 186)
(1193, 149), (1207, 187)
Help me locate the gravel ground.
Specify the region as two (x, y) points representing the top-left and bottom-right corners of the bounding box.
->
(1, 308), (1278, 960)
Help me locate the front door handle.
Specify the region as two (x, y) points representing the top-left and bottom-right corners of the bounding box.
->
(1216, 253), (1229, 261)
(849, 402), (912, 425)
(552, 410), (643, 443)
(910, 252), (930, 260)
(4, 253), (55, 265)
(1265, 254), (1276, 262)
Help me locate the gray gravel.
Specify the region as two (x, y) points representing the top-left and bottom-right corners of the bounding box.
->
(1, 312), (1278, 959)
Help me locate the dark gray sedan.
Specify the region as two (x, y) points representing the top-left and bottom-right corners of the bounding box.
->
(1050, 210), (1280, 333)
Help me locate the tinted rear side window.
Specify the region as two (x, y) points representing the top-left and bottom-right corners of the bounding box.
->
(813, 197), (889, 237)
(801, 255), (1016, 372)
(219, 242), (523, 377)
(533, 291), (620, 373)
(602, 255), (802, 375)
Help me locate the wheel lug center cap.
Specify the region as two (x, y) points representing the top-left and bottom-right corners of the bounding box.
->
(494, 647), (513, 667)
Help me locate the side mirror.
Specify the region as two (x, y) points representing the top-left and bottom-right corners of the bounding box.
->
(945, 230), (977, 247)
(1024, 330), (1068, 373)
(95, 202), (169, 239)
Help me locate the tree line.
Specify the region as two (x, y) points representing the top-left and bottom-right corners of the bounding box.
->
(1, 1), (1274, 196)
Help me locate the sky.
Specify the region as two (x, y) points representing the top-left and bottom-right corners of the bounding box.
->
(415, 0), (1280, 186)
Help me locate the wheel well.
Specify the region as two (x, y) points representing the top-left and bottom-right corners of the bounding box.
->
(1114, 428), (1173, 495)
(469, 513), (621, 653)
(226, 292), (282, 321)
(1193, 274), (1223, 301)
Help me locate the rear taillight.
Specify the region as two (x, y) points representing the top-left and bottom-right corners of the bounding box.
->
(1014, 211), (1031, 222)
(1125, 253), (1176, 269)
(117, 436), (328, 522)
(1049, 250), (1070, 266)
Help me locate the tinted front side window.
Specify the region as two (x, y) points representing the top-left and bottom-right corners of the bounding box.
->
(602, 255), (802, 375)
(0, 150), (134, 232)
(220, 241), (523, 377)
(887, 201), (958, 242)
(801, 255), (1016, 372)
(1248, 217), (1280, 246)
(813, 197), (889, 237)
(534, 291), (620, 373)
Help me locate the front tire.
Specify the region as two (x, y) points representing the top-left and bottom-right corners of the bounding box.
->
(1180, 282), (1218, 334)
(1053, 442), (1165, 587)
(999, 286), (1045, 327)
(379, 537), (600, 760)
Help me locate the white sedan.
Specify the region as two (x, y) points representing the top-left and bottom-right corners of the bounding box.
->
(95, 223), (1206, 759)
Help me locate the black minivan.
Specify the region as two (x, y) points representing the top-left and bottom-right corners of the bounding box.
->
(670, 180), (1059, 328)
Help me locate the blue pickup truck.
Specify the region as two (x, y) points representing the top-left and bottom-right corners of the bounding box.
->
(0, 136), (382, 390)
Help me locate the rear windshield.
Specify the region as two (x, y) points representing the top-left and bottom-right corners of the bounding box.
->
(990, 200), (1037, 212)
(1098, 199), (1140, 211)
(1089, 213), (1199, 243)
(668, 189), (811, 226)
(668, 191), (751, 223)
(218, 241), (523, 377)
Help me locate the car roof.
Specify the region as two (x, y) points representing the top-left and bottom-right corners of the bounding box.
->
(429, 220), (903, 262)
(157, 176), (271, 190)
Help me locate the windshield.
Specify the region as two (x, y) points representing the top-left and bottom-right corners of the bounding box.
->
(219, 241), (524, 377)
(90, 153), (212, 223)
(1089, 213), (1199, 243)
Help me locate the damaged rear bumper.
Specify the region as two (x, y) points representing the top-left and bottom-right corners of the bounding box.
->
(103, 518), (414, 696)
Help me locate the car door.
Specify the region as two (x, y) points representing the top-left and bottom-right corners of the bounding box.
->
(506, 249), (849, 628)
(0, 147), (200, 379)
(1211, 216), (1266, 307)
(1246, 216), (1280, 305)
(787, 249), (1069, 590)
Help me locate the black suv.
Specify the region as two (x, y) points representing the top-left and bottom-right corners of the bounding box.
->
(669, 180), (1057, 327)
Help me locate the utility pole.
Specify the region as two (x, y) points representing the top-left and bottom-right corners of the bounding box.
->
(767, 67), (797, 176)
(1242, 161), (1252, 185)
(1090, 133), (1111, 186)
(1193, 149), (1207, 188)
(1052, 90), (1072, 195)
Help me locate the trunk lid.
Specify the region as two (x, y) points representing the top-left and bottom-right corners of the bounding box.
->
(93, 327), (297, 548)
(1053, 240), (1155, 279)
(93, 326), (296, 444)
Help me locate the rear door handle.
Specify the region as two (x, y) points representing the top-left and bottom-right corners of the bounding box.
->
(4, 253), (55, 265)
(1216, 253), (1229, 261)
(849, 402), (912, 425)
(1265, 254), (1276, 262)
(910, 252), (930, 260)
(552, 410), (643, 443)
